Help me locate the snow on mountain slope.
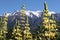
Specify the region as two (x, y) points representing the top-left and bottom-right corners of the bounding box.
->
(1, 10), (60, 32)
(8, 10), (56, 18)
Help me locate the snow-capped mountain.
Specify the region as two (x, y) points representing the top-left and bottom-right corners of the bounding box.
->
(8, 10), (56, 17)
(2, 10), (60, 32)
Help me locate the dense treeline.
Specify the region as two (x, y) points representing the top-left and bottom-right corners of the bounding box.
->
(0, 1), (60, 40)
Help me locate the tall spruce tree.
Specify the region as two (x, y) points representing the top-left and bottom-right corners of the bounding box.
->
(42, 1), (56, 40)
(20, 4), (26, 31)
(24, 16), (32, 40)
(12, 19), (22, 40)
(37, 1), (57, 40)
(20, 4), (26, 40)
(2, 13), (8, 40)
(0, 17), (3, 40)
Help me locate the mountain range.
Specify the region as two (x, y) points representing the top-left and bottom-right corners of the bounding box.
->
(2, 10), (60, 32)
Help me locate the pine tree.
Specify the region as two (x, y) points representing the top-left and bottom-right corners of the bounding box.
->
(0, 17), (3, 40)
(20, 4), (26, 40)
(42, 1), (56, 40)
(49, 15), (56, 39)
(0, 13), (8, 40)
(37, 0), (57, 40)
(2, 13), (8, 40)
(24, 16), (32, 40)
(12, 19), (22, 40)
(37, 1), (50, 40)
(20, 4), (26, 31)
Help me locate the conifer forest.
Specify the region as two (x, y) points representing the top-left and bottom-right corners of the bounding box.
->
(0, 1), (60, 40)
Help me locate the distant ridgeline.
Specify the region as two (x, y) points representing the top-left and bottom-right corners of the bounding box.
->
(0, 1), (60, 40)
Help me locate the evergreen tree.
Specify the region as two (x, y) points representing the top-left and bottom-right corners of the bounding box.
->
(20, 4), (26, 40)
(0, 17), (3, 40)
(38, 1), (57, 40)
(56, 21), (60, 40)
(42, 1), (56, 40)
(0, 13), (8, 40)
(12, 19), (22, 40)
(24, 16), (32, 40)
(2, 13), (8, 40)
(20, 4), (26, 31)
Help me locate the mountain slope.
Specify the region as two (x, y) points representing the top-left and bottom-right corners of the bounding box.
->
(3, 10), (60, 32)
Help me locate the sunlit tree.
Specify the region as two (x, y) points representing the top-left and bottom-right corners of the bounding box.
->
(12, 19), (22, 40)
(37, 1), (57, 40)
(2, 13), (8, 40)
(42, 1), (56, 40)
(24, 16), (32, 40)
(0, 17), (3, 40)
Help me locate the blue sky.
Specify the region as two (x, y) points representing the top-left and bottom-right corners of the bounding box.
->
(0, 0), (60, 15)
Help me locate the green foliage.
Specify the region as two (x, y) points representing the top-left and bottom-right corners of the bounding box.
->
(12, 19), (22, 40)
